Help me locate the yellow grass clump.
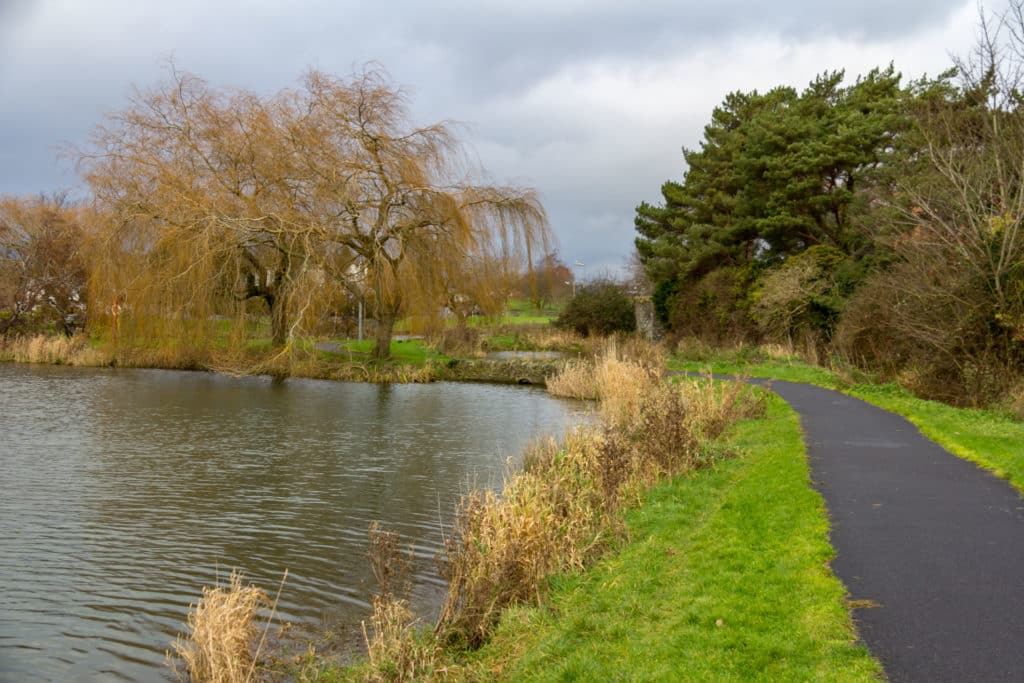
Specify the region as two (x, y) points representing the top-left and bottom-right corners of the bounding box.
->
(546, 336), (667, 409)
(544, 360), (598, 399)
(168, 570), (280, 683)
(362, 596), (445, 682)
(2, 334), (86, 364)
(435, 430), (615, 648)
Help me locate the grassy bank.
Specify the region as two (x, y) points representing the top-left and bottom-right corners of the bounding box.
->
(0, 333), (573, 385)
(171, 351), (792, 681)
(256, 374), (880, 683)
(670, 354), (1024, 493)
(0, 300), (582, 379)
(464, 393), (880, 681)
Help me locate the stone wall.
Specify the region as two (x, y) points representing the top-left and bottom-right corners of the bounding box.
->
(634, 296), (664, 341)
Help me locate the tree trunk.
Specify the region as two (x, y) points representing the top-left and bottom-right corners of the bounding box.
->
(268, 293), (288, 348)
(373, 312), (395, 360)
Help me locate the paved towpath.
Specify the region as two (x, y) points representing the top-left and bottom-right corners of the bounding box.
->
(721, 377), (1024, 681)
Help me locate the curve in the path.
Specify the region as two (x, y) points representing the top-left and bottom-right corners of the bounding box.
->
(757, 379), (1024, 682)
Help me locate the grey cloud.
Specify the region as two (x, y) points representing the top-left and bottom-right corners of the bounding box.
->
(390, 0), (968, 94)
(0, 0), (977, 271)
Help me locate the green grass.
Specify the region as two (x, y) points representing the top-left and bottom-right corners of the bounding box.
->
(668, 355), (842, 388)
(323, 338), (447, 366)
(844, 383), (1024, 490)
(670, 356), (1024, 493)
(468, 298), (563, 327)
(466, 395), (881, 682)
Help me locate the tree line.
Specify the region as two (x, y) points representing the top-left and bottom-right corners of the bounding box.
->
(636, 4), (1024, 405)
(1, 65), (551, 363)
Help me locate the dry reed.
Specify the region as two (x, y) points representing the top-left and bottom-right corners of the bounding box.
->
(544, 360), (598, 399)
(362, 523), (446, 681)
(362, 596), (445, 682)
(168, 569), (283, 683)
(1, 334), (94, 365)
(435, 430), (615, 647)
(368, 522), (414, 601)
(435, 348), (764, 649)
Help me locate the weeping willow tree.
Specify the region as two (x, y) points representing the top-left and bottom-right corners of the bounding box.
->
(81, 65), (549, 365)
(299, 69), (550, 359)
(81, 68), (335, 365)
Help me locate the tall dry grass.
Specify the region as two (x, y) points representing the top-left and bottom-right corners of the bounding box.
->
(435, 430), (616, 648)
(362, 597), (444, 682)
(434, 351), (764, 648)
(544, 360), (598, 399)
(168, 569), (284, 683)
(360, 523), (447, 681)
(485, 324), (590, 354)
(546, 336), (666, 403)
(0, 333), (109, 365)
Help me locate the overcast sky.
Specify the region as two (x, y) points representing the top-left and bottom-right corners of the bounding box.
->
(0, 0), (995, 275)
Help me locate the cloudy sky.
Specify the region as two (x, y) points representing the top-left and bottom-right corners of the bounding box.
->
(0, 0), (995, 275)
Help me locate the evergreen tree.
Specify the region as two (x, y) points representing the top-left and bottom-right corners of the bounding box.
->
(636, 66), (910, 333)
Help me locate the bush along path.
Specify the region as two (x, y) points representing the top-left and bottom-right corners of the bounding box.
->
(753, 378), (1024, 682)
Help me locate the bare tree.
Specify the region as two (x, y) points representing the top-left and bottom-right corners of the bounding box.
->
(878, 1), (1024, 400)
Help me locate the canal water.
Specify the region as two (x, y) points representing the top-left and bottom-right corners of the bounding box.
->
(0, 364), (588, 682)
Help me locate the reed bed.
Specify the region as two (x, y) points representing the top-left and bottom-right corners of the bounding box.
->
(430, 347), (764, 651)
(0, 333), (99, 365)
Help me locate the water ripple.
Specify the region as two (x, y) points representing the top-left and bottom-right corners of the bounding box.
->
(0, 365), (590, 682)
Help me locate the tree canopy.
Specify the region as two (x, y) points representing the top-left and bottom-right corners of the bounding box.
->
(635, 6), (1024, 405)
(636, 66), (906, 286)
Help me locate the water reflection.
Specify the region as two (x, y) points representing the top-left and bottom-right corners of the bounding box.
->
(0, 364), (588, 682)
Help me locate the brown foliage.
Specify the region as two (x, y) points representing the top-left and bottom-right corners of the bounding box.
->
(833, 4), (1024, 404)
(0, 195), (88, 337)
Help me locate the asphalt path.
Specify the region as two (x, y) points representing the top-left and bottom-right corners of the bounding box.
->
(745, 378), (1024, 682)
(675, 372), (1024, 680)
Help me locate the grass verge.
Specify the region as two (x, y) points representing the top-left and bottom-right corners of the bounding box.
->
(308, 376), (877, 681)
(464, 393), (881, 682)
(669, 355), (1024, 493)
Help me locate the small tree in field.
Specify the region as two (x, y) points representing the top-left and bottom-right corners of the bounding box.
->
(555, 280), (636, 337)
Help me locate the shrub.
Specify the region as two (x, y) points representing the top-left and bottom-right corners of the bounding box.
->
(753, 245), (848, 350)
(835, 244), (1024, 406)
(555, 280), (635, 337)
(667, 267), (756, 345)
